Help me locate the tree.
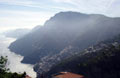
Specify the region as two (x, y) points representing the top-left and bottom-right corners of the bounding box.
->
(0, 56), (28, 78)
(0, 56), (8, 72)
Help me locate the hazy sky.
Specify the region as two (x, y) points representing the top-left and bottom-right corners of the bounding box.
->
(0, 0), (120, 31)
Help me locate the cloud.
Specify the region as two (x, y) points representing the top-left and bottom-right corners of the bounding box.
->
(0, 0), (118, 15)
(53, 0), (117, 14)
(105, 0), (120, 17)
(0, 0), (115, 14)
(0, 0), (120, 31)
(0, 10), (54, 30)
(0, 0), (35, 7)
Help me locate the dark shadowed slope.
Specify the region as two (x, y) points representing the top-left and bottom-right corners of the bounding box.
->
(44, 35), (120, 78)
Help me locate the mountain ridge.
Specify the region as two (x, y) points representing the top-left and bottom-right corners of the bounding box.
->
(8, 11), (120, 77)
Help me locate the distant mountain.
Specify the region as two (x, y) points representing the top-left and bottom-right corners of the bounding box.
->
(8, 11), (120, 77)
(3, 28), (30, 38)
(44, 35), (120, 78)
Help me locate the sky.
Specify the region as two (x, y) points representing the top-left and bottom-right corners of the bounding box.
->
(0, 0), (120, 31)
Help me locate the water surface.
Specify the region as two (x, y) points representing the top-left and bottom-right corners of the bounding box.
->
(0, 35), (36, 78)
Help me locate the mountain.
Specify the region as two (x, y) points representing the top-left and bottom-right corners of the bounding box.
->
(31, 25), (42, 32)
(3, 28), (30, 38)
(8, 11), (120, 76)
(44, 35), (120, 78)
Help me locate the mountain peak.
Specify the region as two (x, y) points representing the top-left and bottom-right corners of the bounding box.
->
(51, 11), (89, 20)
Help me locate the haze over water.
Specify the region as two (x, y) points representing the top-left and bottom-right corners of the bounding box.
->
(0, 35), (36, 78)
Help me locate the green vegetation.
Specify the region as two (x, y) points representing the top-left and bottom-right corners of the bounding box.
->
(0, 56), (27, 78)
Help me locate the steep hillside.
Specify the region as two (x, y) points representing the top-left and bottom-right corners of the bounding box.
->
(44, 35), (120, 78)
(9, 11), (120, 75)
(9, 12), (120, 65)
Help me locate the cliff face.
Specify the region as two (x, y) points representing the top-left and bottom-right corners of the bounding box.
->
(9, 11), (120, 76)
